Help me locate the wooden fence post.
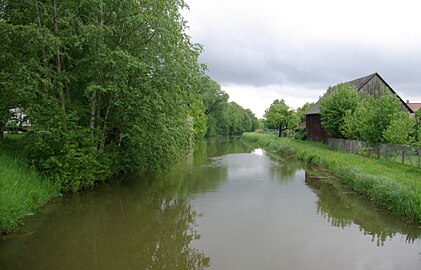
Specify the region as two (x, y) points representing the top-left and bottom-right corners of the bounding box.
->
(418, 148), (421, 167)
(401, 146), (405, 164)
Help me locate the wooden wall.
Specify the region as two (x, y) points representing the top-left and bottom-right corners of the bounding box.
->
(359, 75), (411, 112)
(306, 114), (328, 142)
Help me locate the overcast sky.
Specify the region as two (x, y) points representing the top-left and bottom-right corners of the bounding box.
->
(182, 0), (421, 117)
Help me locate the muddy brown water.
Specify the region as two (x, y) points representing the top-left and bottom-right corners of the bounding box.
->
(0, 138), (420, 270)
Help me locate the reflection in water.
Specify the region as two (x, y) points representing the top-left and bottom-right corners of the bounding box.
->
(1, 138), (420, 270)
(0, 177), (210, 270)
(252, 148), (265, 156)
(0, 138), (252, 270)
(270, 161), (303, 183)
(305, 172), (421, 246)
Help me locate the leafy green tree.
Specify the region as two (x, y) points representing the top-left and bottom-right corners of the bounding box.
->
(414, 110), (421, 144)
(264, 99), (298, 137)
(1, 0), (259, 191)
(226, 102), (258, 135)
(319, 83), (360, 138)
(0, 22), (49, 139)
(296, 102), (313, 123)
(357, 91), (401, 144)
(246, 109), (261, 131)
(383, 112), (415, 145)
(2, 0), (204, 191)
(196, 77), (229, 137)
(341, 109), (362, 140)
(188, 96), (207, 141)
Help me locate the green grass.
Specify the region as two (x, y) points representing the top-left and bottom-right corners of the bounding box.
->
(243, 132), (421, 223)
(0, 151), (58, 233)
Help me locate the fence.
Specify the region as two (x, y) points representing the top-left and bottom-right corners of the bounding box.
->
(327, 138), (421, 167)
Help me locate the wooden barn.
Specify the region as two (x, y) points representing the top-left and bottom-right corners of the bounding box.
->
(305, 72), (413, 142)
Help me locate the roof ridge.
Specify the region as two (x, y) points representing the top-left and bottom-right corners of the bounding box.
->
(305, 72), (414, 115)
(358, 72), (377, 90)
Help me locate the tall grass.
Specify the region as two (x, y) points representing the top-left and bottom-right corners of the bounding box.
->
(0, 152), (58, 233)
(243, 132), (421, 223)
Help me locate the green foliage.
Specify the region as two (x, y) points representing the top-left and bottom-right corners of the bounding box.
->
(23, 130), (112, 192)
(0, 150), (57, 233)
(326, 85), (409, 145)
(0, 0), (260, 234)
(1, 0), (209, 191)
(196, 77), (258, 137)
(341, 109), (361, 140)
(293, 127), (308, 140)
(357, 92), (401, 144)
(296, 102), (313, 123)
(197, 77), (229, 137)
(414, 110), (421, 144)
(243, 132), (421, 222)
(383, 112), (415, 145)
(264, 99), (298, 137)
(188, 96), (207, 141)
(319, 83), (360, 138)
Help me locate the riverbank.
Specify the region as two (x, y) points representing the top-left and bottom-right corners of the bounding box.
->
(243, 132), (421, 223)
(0, 152), (58, 234)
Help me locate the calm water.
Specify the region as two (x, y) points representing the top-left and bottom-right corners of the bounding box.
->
(0, 138), (420, 270)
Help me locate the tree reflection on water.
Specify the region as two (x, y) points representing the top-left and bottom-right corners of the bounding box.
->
(0, 138), (256, 270)
(305, 172), (421, 246)
(0, 173), (211, 270)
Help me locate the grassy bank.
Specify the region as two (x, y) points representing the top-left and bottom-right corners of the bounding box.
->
(243, 132), (421, 223)
(0, 151), (58, 234)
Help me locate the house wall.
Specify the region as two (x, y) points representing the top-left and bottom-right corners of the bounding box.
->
(306, 114), (328, 142)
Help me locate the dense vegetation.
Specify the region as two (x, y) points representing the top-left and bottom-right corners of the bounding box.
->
(319, 83), (421, 145)
(0, 0), (258, 195)
(262, 82), (421, 146)
(243, 132), (421, 222)
(0, 146), (57, 233)
(197, 77), (260, 138)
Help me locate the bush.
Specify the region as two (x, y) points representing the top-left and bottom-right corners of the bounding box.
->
(21, 130), (112, 192)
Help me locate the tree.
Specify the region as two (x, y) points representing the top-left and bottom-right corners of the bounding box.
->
(319, 83), (360, 138)
(196, 77), (229, 137)
(357, 91), (401, 144)
(296, 102), (313, 123)
(414, 110), (421, 144)
(383, 112), (415, 145)
(2, 0), (205, 191)
(226, 102), (258, 135)
(341, 109), (362, 140)
(264, 99), (298, 137)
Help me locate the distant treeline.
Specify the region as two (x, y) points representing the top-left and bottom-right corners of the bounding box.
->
(0, 0), (258, 192)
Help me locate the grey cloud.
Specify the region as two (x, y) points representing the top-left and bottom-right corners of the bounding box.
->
(197, 34), (421, 98)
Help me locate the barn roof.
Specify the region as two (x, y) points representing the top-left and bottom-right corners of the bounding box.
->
(305, 72), (413, 115)
(408, 103), (421, 112)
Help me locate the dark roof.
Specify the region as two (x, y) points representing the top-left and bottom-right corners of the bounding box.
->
(408, 103), (421, 112)
(346, 72), (377, 90)
(306, 72), (413, 115)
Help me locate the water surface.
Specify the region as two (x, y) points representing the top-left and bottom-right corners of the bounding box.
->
(0, 138), (420, 269)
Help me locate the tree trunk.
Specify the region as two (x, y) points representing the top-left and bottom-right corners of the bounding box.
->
(89, 90), (97, 135)
(0, 122), (4, 140)
(278, 124), (282, 137)
(53, 0), (67, 128)
(98, 105), (111, 153)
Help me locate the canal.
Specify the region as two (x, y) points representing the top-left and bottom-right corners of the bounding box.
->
(0, 138), (420, 269)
